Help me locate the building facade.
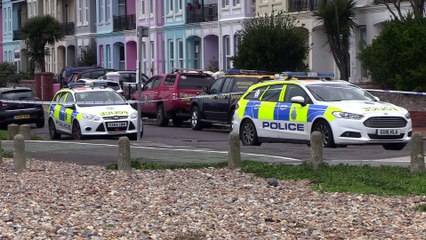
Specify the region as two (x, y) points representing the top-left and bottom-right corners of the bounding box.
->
(0, 0), (417, 83)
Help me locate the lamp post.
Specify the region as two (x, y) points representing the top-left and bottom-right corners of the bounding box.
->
(136, 26), (149, 141)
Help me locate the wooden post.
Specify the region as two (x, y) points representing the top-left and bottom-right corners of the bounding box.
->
(310, 131), (323, 170)
(410, 132), (425, 173)
(118, 136), (131, 171)
(228, 132), (241, 169)
(13, 134), (26, 172)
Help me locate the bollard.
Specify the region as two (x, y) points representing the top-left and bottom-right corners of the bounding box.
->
(118, 136), (131, 171)
(228, 132), (241, 169)
(410, 132), (425, 173)
(310, 131), (323, 170)
(19, 124), (32, 140)
(13, 134), (26, 172)
(8, 124), (19, 140)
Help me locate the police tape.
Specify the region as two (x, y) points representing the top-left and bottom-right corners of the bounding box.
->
(366, 89), (426, 96)
(0, 90), (248, 106)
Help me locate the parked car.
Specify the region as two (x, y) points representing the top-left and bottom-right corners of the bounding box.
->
(48, 84), (142, 140)
(131, 71), (215, 126)
(0, 87), (45, 129)
(64, 68), (115, 87)
(98, 70), (149, 99)
(190, 69), (274, 130)
(233, 76), (412, 150)
(58, 66), (104, 87)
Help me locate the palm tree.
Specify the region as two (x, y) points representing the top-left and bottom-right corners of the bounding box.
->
(314, 0), (357, 81)
(21, 15), (65, 73)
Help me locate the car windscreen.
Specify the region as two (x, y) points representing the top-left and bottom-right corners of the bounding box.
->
(233, 77), (259, 92)
(1, 90), (36, 100)
(306, 84), (377, 101)
(75, 91), (127, 106)
(119, 73), (137, 83)
(178, 75), (215, 89)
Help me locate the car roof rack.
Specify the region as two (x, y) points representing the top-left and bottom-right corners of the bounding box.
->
(277, 71), (335, 80)
(226, 69), (273, 75)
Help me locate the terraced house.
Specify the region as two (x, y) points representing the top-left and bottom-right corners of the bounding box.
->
(0, 0), (414, 82)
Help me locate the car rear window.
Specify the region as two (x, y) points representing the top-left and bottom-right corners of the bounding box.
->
(1, 90), (35, 100)
(177, 75), (215, 89)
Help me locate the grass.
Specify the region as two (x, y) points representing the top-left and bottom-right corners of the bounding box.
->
(0, 130), (42, 140)
(107, 160), (426, 197)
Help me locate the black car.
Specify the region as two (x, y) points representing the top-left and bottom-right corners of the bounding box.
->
(0, 87), (45, 129)
(190, 70), (274, 130)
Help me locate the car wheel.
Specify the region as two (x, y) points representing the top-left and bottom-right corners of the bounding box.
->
(382, 143), (406, 150)
(240, 119), (261, 146)
(72, 121), (84, 140)
(48, 119), (61, 140)
(313, 120), (335, 148)
(191, 106), (203, 130)
(172, 117), (184, 127)
(156, 104), (168, 127)
(36, 119), (45, 128)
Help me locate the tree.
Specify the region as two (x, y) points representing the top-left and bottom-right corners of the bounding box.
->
(21, 15), (64, 72)
(384, 0), (425, 21)
(359, 18), (426, 91)
(232, 11), (309, 73)
(314, 0), (357, 81)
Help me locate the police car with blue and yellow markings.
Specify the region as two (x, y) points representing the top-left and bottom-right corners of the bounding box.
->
(233, 75), (412, 150)
(48, 83), (142, 140)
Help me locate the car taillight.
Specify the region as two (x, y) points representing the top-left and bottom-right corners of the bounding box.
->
(1, 102), (8, 108)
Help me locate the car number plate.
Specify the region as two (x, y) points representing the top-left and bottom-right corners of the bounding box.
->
(15, 114), (30, 119)
(107, 122), (127, 128)
(377, 129), (400, 135)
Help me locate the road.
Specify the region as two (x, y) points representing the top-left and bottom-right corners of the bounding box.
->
(2, 120), (423, 167)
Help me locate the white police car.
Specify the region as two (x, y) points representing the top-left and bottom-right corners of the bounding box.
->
(48, 83), (142, 140)
(233, 76), (412, 150)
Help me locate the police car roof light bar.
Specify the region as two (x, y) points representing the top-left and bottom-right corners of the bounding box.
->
(226, 69), (270, 75)
(280, 71), (335, 80)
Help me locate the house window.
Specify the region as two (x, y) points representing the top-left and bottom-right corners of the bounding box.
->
(223, 36), (231, 70)
(84, 0), (89, 25)
(106, 0), (111, 22)
(142, 42), (147, 73)
(106, 45), (111, 68)
(168, 0), (174, 12)
(234, 34), (242, 54)
(178, 40), (183, 68)
(222, 0), (229, 8)
(149, 0), (154, 14)
(119, 0), (126, 15)
(233, 0), (240, 6)
(141, 0), (146, 16)
(99, 0), (104, 23)
(359, 26), (368, 78)
(178, 0), (183, 11)
(99, 45), (104, 67)
(169, 41), (175, 71)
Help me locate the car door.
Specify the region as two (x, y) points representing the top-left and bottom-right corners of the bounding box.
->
(277, 84), (311, 140)
(203, 77), (225, 120)
(141, 76), (162, 114)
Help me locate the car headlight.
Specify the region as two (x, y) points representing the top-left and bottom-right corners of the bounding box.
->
(82, 113), (101, 121)
(404, 112), (411, 119)
(130, 111), (138, 119)
(332, 111), (364, 120)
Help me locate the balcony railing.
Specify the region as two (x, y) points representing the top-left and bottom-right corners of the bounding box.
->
(288, 0), (322, 12)
(186, 3), (218, 23)
(13, 30), (22, 40)
(62, 22), (75, 35)
(113, 14), (136, 32)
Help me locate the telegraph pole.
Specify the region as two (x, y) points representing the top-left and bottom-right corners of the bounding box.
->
(136, 26), (148, 141)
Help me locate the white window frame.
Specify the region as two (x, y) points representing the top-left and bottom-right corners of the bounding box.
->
(106, 44), (111, 68)
(223, 36), (231, 70)
(106, 0), (111, 22)
(177, 39), (183, 68)
(149, 0), (154, 17)
(84, 0), (89, 25)
(233, 0), (241, 6)
(222, 0), (230, 8)
(140, 0), (146, 18)
(99, 0), (105, 24)
(169, 40), (175, 71)
(168, 0), (174, 14)
(177, 0), (183, 15)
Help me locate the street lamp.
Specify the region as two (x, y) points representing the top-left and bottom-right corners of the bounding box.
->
(136, 26), (149, 141)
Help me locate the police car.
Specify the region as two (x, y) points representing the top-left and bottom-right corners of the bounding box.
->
(48, 83), (142, 140)
(233, 74), (412, 150)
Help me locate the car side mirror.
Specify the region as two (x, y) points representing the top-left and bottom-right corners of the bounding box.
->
(291, 96), (306, 106)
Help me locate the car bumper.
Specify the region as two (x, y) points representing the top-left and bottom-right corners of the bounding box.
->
(79, 118), (141, 136)
(0, 108), (44, 126)
(330, 117), (412, 145)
